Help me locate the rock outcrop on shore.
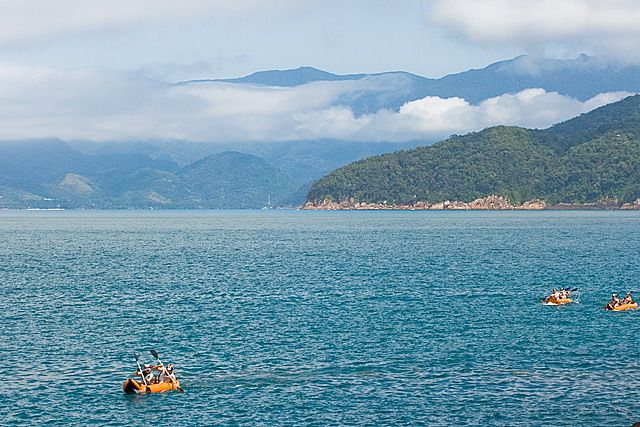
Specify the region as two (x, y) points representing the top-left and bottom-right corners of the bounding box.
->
(302, 195), (640, 211)
(302, 195), (547, 210)
(621, 198), (640, 210)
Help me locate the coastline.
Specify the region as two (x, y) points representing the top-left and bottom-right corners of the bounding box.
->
(302, 195), (640, 211)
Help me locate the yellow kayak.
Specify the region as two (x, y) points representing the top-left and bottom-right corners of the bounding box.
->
(544, 296), (573, 305)
(606, 302), (638, 311)
(122, 378), (181, 394)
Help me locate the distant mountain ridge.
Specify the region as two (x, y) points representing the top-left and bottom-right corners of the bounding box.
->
(207, 66), (368, 86)
(306, 95), (640, 207)
(0, 139), (415, 209)
(0, 146), (297, 209)
(181, 55), (640, 111)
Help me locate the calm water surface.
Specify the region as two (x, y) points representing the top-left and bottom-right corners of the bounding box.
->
(1, 210), (640, 426)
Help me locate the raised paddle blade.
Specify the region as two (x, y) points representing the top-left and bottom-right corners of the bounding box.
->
(134, 352), (140, 361)
(151, 349), (159, 359)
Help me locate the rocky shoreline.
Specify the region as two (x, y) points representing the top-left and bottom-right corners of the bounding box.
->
(302, 195), (640, 211)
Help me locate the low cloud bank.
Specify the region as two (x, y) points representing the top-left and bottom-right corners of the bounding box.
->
(293, 89), (630, 141)
(0, 64), (631, 143)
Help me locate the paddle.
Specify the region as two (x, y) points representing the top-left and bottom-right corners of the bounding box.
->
(134, 351), (148, 387)
(150, 349), (184, 393)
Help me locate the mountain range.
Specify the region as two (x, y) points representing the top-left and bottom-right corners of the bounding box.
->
(0, 142), (296, 209)
(184, 54), (640, 113)
(0, 138), (415, 209)
(2, 54), (640, 209)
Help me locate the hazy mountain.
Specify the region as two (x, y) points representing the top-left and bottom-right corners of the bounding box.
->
(234, 140), (420, 183)
(0, 142), (316, 208)
(428, 54), (640, 103)
(197, 66), (367, 86)
(0, 136), (422, 209)
(182, 55), (640, 114)
(178, 151), (300, 208)
(68, 139), (420, 184)
(0, 139), (85, 193)
(307, 95), (640, 206)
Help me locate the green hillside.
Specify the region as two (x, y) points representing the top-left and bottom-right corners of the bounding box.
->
(0, 147), (302, 209)
(0, 137), (413, 209)
(178, 151), (300, 208)
(307, 95), (640, 206)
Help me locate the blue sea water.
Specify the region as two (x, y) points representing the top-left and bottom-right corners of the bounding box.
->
(1, 210), (640, 426)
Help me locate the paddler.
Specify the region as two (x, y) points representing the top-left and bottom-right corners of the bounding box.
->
(622, 291), (634, 305)
(160, 363), (177, 383)
(609, 293), (621, 308)
(142, 364), (157, 384)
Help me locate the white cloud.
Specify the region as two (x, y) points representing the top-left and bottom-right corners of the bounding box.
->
(0, 65), (375, 141)
(429, 0), (640, 59)
(0, 0), (305, 46)
(0, 64), (630, 143)
(293, 89), (633, 142)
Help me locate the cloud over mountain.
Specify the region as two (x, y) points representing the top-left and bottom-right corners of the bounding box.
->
(293, 89), (631, 142)
(0, 63), (629, 143)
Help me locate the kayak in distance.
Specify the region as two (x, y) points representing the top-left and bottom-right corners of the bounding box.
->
(604, 292), (637, 311)
(123, 377), (182, 394)
(543, 287), (576, 306)
(544, 296), (573, 306)
(605, 302), (638, 311)
(123, 350), (184, 394)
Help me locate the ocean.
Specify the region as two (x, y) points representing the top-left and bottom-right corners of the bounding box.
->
(1, 210), (639, 426)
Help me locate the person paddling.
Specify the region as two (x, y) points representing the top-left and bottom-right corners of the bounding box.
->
(622, 291), (634, 305)
(607, 293), (621, 309)
(141, 364), (157, 384)
(160, 363), (177, 383)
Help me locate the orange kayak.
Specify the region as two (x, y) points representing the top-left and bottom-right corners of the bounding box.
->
(606, 302), (638, 311)
(544, 296), (573, 305)
(123, 378), (181, 394)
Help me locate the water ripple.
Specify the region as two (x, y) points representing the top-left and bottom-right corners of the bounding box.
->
(1, 210), (640, 426)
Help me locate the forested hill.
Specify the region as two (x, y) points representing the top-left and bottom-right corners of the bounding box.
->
(307, 95), (640, 206)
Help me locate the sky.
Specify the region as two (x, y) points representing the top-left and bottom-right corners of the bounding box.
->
(1, 0), (639, 143)
(0, 0), (519, 79)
